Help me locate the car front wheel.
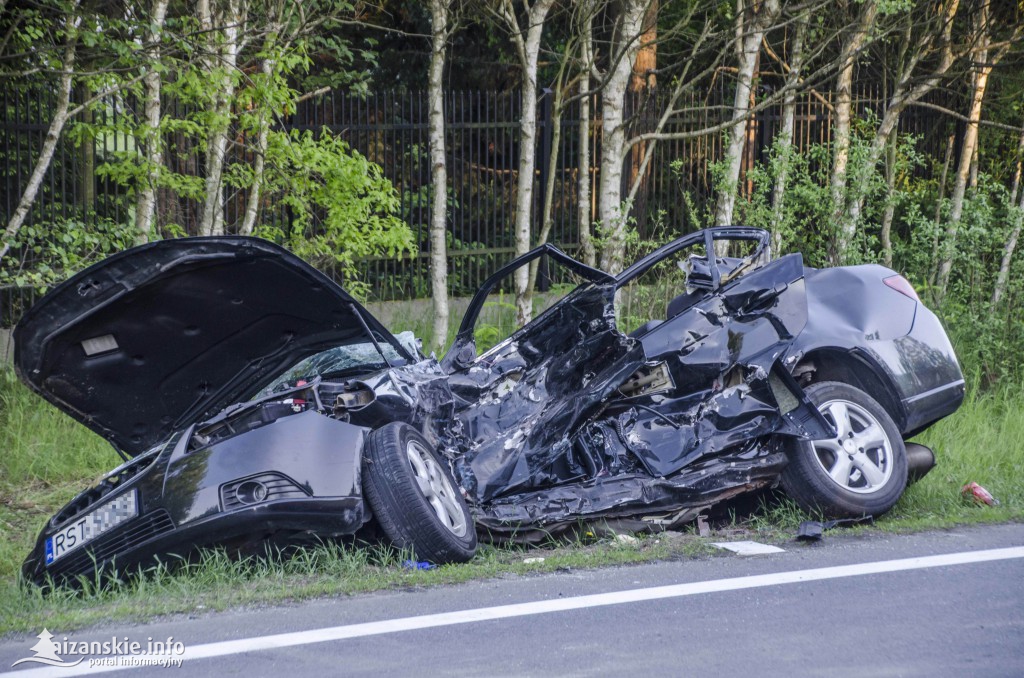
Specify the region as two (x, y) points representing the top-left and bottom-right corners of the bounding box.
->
(362, 422), (477, 564)
(780, 381), (908, 518)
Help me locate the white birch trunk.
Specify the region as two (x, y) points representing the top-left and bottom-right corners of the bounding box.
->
(988, 117), (1024, 306)
(597, 0), (647, 275)
(241, 5), (285, 238)
(770, 14), (807, 255)
(714, 0), (780, 227)
(498, 0), (556, 326)
(830, 0), (877, 264)
(427, 0), (451, 352)
(879, 136), (897, 267)
(135, 0), (170, 245)
(844, 0), (961, 235)
(1, 13), (81, 262)
(935, 0), (992, 300)
(577, 1), (596, 268)
(200, 0), (242, 236)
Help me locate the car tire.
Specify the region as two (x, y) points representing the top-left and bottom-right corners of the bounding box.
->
(362, 422), (477, 563)
(780, 381), (908, 519)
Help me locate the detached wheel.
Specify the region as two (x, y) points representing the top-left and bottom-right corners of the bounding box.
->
(362, 423), (477, 563)
(781, 381), (908, 518)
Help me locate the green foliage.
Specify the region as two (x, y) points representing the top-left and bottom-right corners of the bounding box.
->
(0, 217), (137, 288)
(253, 128), (413, 299)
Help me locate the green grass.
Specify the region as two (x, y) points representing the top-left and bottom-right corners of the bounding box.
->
(1, 365), (1021, 636)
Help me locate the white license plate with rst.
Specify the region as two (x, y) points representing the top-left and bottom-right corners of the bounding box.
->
(45, 490), (138, 565)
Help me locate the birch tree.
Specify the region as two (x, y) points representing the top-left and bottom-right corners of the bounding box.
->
(713, 0), (781, 228)
(596, 0), (648, 275)
(935, 0), (1010, 300)
(0, 8), (81, 261)
(577, 0), (597, 267)
(841, 0), (961, 240)
(489, 0), (557, 325)
(199, 0), (246, 237)
(239, 2), (288, 237)
(427, 0), (455, 352)
(829, 0), (877, 263)
(134, 0), (170, 245)
(769, 12), (809, 253)
(991, 129), (1024, 307)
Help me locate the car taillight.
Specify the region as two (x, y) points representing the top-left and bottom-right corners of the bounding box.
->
(883, 275), (919, 301)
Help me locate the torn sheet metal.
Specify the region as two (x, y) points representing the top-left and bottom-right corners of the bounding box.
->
(444, 251), (833, 538)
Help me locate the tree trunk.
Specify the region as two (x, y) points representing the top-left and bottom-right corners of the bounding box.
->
(631, 0), (658, 91)
(239, 45), (275, 237)
(843, 0), (960, 236)
(135, 0), (170, 245)
(991, 129), (1024, 307)
(200, 0), (242, 237)
(597, 0), (648, 275)
(830, 0), (877, 264)
(770, 14), (808, 255)
(879, 134), (897, 267)
(498, 0), (556, 326)
(0, 13), (80, 262)
(78, 82), (95, 223)
(577, 0), (596, 267)
(714, 0), (781, 228)
(927, 134), (955, 287)
(242, 2), (288, 237)
(427, 0), (451, 352)
(1009, 130), (1024, 207)
(935, 0), (992, 301)
(627, 0), (658, 214)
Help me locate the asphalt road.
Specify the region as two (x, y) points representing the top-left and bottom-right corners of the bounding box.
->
(2, 523), (1022, 677)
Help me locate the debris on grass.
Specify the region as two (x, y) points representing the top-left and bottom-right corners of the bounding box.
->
(961, 482), (1000, 506)
(796, 516), (874, 542)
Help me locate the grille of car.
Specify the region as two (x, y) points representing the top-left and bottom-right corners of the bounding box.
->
(51, 438), (171, 528)
(46, 510), (175, 581)
(220, 473), (310, 511)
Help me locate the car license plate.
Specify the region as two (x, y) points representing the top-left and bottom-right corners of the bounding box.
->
(45, 490), (138, 565)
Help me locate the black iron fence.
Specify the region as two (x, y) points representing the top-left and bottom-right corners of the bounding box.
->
(2, 84), (955, 325)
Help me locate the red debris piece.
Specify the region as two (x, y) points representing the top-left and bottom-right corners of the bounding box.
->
(961, 482), (1000, 506)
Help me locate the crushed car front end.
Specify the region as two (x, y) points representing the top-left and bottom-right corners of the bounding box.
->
(23, 392), (369, 586)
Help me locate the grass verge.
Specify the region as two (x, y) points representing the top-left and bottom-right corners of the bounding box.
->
(1, 369), (1021, 636)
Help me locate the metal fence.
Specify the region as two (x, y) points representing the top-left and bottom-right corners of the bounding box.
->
(2, 84), (955, 323)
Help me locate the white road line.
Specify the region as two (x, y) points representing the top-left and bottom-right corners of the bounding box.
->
(6, 545), (1024, 677)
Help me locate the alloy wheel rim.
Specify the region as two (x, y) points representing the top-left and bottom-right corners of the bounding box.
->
(406, 440), (469, 537)
(811, 398), (894, 495)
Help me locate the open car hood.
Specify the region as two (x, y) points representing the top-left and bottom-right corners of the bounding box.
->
(14, 237), (406, 456)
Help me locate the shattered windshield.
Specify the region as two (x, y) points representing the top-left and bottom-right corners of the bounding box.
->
(255, 331), (417, 397)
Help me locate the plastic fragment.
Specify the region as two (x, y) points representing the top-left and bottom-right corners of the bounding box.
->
(614, 533), (639, 546)
(796, 516), (874, 542)
(796, 521), (824, 541)
(711, 541), (785, 555)
(697, 514), (711, 537)
(961, 482), (1000, 506)
(523, 557), (545, 564)
(402, 560), (436, 570)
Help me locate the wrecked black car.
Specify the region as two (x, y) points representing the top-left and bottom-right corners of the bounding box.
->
(16, 227), (964, 585)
